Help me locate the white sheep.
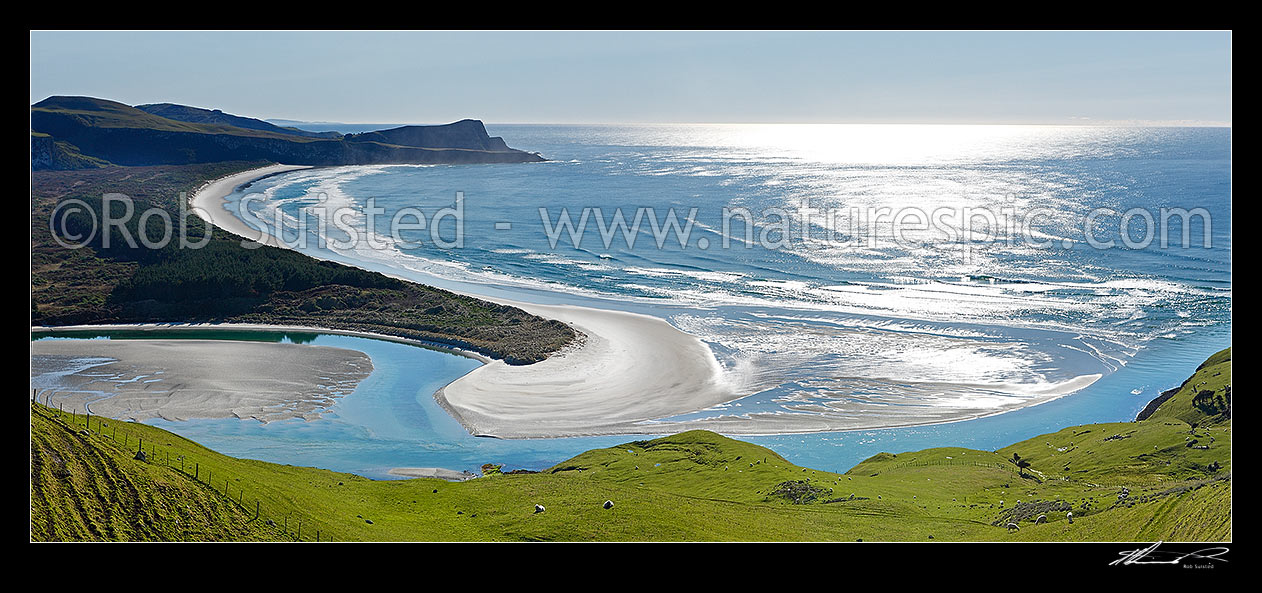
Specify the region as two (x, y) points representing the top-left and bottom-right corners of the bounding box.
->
(1035, 514), (1047, 524)
(534, 504), (545, 514)
(1006, 522), (1019, 532)
(1067, 511), (1074, 524)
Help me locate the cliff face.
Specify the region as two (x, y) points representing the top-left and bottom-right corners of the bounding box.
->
(347, 119), (517, 152)
(31, 97), (544, 170)
(31, 133), (110, 170)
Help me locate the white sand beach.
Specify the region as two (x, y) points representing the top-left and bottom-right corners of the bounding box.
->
(174, 164), (1101, 438)
(189, 163), (311, 246)
(30, 339), (372, 423)
(31, 322), (492, 363)
(188, 164), (743, 438)
(437, 301), (738, 438)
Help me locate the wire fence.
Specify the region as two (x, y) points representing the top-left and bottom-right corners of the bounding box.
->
(876, 458), (1019, 474)
(31, 392), (334, 542)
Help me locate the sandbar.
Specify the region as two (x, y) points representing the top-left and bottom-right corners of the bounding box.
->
(30, 339), (372, 423)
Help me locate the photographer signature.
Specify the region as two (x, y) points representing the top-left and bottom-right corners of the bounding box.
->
(1111, 541), (1229, 566)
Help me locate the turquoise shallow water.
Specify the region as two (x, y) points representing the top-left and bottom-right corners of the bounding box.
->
(32, 321), (1227, 478)
(32, 330), (638, 480)
(31, 124), (1231, 478)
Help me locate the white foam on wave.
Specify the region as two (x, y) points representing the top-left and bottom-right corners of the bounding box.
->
(225, 162), (1225, 430)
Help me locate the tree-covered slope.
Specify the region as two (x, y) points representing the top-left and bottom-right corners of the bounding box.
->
(31, 162), (575, 364)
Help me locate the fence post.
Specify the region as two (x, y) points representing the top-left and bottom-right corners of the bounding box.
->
(255, 501), (260, 520)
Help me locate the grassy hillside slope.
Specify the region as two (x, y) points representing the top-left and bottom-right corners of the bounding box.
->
(30, 349), (1230, 542)
(30, 405), (274, 541)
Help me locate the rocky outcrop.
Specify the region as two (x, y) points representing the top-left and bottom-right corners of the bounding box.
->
(345, 119), (519, 152)
(31, 96), (544, 169)
(31, 133), (110, 171)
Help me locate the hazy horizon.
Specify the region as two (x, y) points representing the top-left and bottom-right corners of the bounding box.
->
(31, 30), (1231, 126)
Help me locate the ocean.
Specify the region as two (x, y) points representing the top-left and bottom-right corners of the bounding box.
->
(33, 124), (1232, 476)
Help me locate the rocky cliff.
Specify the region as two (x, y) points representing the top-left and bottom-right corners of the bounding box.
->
(31, 97), (544, 170)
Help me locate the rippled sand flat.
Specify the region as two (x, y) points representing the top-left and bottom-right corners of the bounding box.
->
(30, 339), (373, 423)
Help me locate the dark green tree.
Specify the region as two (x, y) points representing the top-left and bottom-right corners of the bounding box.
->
(1009, 453), (1031, 477)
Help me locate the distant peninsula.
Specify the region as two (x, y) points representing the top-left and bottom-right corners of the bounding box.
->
(31, 96), (544, 170)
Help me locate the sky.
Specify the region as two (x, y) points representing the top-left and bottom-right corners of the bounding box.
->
(30, 30), (1231, 125)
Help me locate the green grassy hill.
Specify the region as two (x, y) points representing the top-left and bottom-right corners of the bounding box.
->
(1145, 348), (1231, 427)
(30, 405), (274, 541)
(29, 349), (1231, 542)
(135, 103), (344, 139)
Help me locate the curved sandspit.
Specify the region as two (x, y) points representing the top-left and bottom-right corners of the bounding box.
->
(437, 301), (737, 438)
(190, 163), (312, 246)
(190, 164), (1105, 439)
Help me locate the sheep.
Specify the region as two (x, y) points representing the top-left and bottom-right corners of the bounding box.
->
(1067, 511), (1074, 524)
(1006, 522), (1019, 532)
(1035, 514), (1047, 524)
(534, 504), (545, 514)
